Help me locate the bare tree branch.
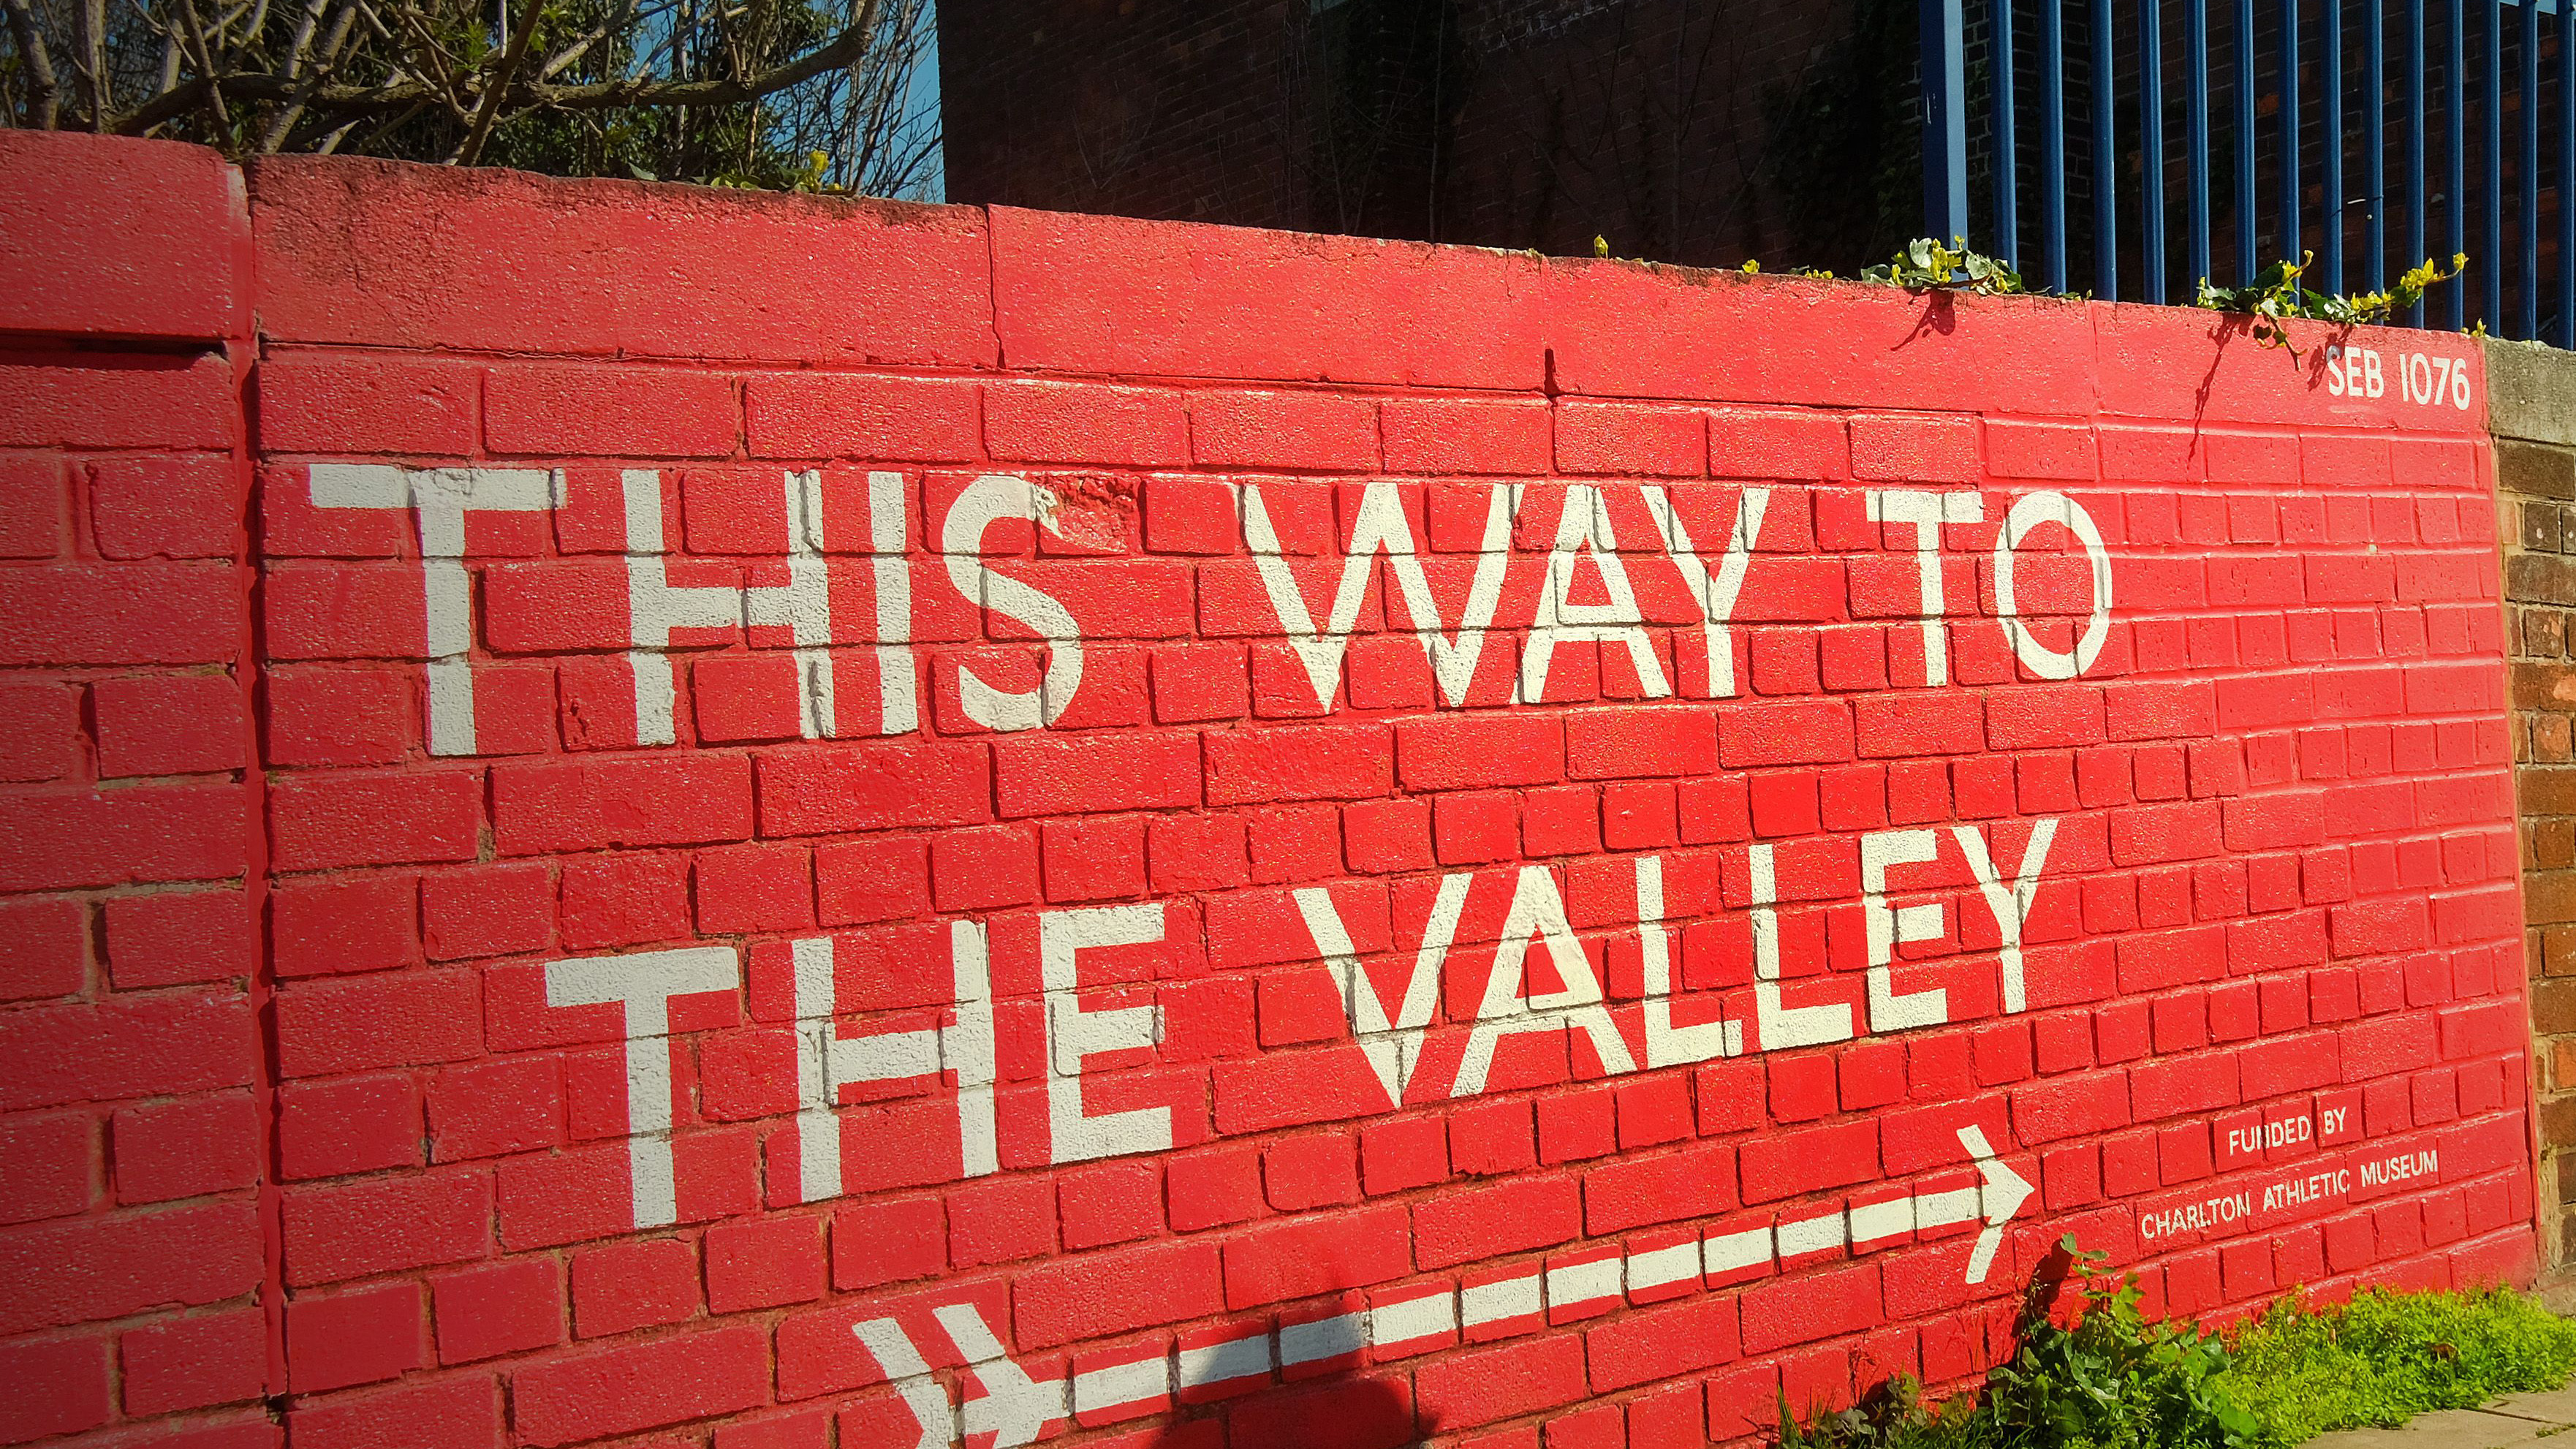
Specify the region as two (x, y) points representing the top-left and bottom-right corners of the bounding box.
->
(449, 0), (538, 163)
(3, 0), (62, 126)
(38, 0), (933, 201)
(257, 0), (355, 149)
(124, 0), (878, 126)
(72, 0), (107, 129)
(173, 0), (229, 124)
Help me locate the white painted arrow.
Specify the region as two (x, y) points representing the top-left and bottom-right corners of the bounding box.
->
(855, 1127), (2045, 1439)
(1955, 1124), (2037, 1285)
(938, 1304), (1061, 1448)
(853, 1305), (1068, 1449)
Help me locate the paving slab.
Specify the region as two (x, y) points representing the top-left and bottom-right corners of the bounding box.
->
(2489, 1388), (2576, 1427)
(2303, 1409), (2558, 1449)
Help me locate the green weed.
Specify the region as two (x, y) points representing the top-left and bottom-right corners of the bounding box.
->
(1771, 1236), (2576, 1448)
(1978, 1240), (2264, 1449)
(2193, 251), (2469, 353)
(1858, 237), (2025, 296)
(1776, 1237), (2262, 1449)
(2224, 1285), (2576, 1442)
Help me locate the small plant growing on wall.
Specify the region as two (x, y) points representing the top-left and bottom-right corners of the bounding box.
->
(2196, 252), (2470, 355)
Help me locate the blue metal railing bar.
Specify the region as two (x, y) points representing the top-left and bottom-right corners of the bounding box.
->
(2284, 0), (2304, 276)
(2189, 0), (2213, 287)
(2238, 0), (2260, 279)
(2096, 0), (2120, 294)
(2520, 0), (2539, 338)
(2409, 0), (2428, 323)
(2145, 0), (2170, 300)
(1924, 0), (1971, 241)
(1998, 0), (2020, 270)
(2369, 0), (2387, 293)
(2486, 0), (2501, 328)
(1924, 0), (2575, 339)
(2561, 0), (2573, 344)
(2045, 0), (2070, 292)
(2235, 0), (2257, 276)
(2450, 0), (2466, 328)
(2325, 0), (2346, 292)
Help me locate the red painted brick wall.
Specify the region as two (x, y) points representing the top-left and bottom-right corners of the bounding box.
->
(0, 131), (273, 1449)
(0, 130), (2537, 1449)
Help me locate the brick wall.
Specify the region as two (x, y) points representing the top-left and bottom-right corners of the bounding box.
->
(2490, 338), (2576, 1279)
(0, 129), (2540, 1449)
(0, 132), (273, 1448)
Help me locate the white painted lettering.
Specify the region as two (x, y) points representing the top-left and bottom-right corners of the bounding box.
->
(308, 464), (561, 756)
(1859, 828), (1947, 1032)
(624, 468), (834, 744)
(1637, 854), (1738, 1065)
(944, 474), (1085, 731)
(1040, 904), (1170, 1162)
(1992, 490), (2113, 681)
(1952, 817), (2060, 1014)
(784, 928), (999, 1204)
(543, 946), (740, 1229)
(868, 469), (918, 735)
(1748, 842), (1856, 1051)
(1454, 865), (1638, 1096)
(1643, 484), (1768, 698)
(1865, 488), (1983, 686)
(1302, 873), (1461, 1107)
(1521, 485), (1670, 702)
(1245, 480), (1518, 711)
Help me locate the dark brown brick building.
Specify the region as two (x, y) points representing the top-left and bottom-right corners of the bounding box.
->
(936, 0), (1917, 271)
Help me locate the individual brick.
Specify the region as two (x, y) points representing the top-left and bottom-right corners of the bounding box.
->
(279, 1072), (423, 1180)
(0, 454), (67, 558)
(120, 1305), (268, 1415)
(0, 1112), (93, 1225)
(257, 354), (480, 455)
(482, 364), (739, 457)
(744, 372), (980, 460)
(0, 679), (82, 784)
(285, 1279), (426, 1392)
(1192, 390), (1379, 469)
(278, 1167), (492, 1286)
(431, 1257), (564, 1364)
(510, 1325), (770, 1446)
(111, 1092), (261, 1203)
(0, 991), (257, 1113)
(1556, 401), (1705, 476)
(490, 754), (754, 855)
(1010, 1238), (1224, 1349)
(273, 967), (480, 1078)
(0, 1332), (112, 1442)
(0, 782), (249, 892)
(268, 768), (480, 871)
(270, 872), (420, 978)
(0, 896), (86, 1001)
(88, 455), (245, 560)
(1382, 397), (1552, 474)
(284, 1372), (504, 1449)
(986, 380), (1189, 466)
(571, 1236), (700, 1337)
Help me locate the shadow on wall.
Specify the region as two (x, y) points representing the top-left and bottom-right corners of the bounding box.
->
(1134, 1374), (1422, 1448)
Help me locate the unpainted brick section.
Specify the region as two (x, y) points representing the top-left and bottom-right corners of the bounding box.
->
(2490, 336), (2576, 1282)
(0, 128), (2544, 1449)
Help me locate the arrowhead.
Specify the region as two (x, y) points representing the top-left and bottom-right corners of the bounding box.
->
(1955, 1125), (2037, 1285)
(1975, 1151), (2037, 1229)
(936, 1303), (1063, 1449)
(849, 1319), (952, 1449)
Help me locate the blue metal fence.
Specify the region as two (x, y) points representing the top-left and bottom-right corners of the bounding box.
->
(1922, 0), (2573, 341)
